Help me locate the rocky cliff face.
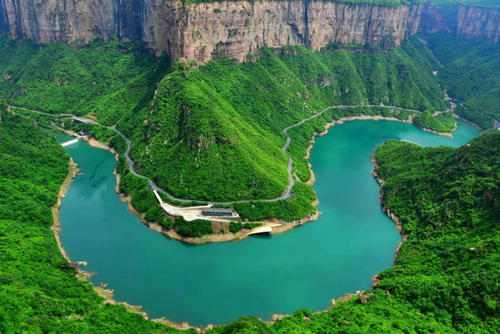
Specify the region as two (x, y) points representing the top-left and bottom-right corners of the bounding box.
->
(0, 0), (423, 62)
(142, 0), (423, 62)
(1, 0), (499, 63)
(456, 5), (500, 43)
(167, 0), (308, 62)
(0, 0), (117, 44)
(421, 4), (500, 44)
(307, 1), (422, 50)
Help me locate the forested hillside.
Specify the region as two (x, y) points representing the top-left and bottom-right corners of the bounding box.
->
(0, 113), (187, 334)
(422, 33), (500, 128)
(0, 35), (453, 230)
(0, 38), (167, 125)
(131, 39), (445, 204)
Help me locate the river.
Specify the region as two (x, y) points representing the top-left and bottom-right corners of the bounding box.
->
(58, 119), (478, 325)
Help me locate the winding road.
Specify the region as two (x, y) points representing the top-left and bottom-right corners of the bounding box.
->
(10, 103), (430, 206)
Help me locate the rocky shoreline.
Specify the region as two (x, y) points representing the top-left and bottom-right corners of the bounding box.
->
(370, 156), (408, 287)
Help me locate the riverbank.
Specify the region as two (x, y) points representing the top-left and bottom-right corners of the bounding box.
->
(51, 159), (78, 264)
(51, 152), (198, 331)
(74, 113), (441, 246)
(302, 115), (413, 186)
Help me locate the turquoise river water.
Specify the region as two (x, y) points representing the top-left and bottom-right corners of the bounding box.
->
(59, 120), (478, 325)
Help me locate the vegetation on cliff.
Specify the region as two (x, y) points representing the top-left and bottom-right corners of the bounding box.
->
(0, 113), (188, 333)
(182, 0), (413, 7)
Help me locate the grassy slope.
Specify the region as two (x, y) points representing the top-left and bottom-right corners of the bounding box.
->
(131, 40), (445, 204)
(421, 33), (500, 128)
(0, 113), (187, 334)
(208, 131), (500, 334)
(0, 37), (167, 125)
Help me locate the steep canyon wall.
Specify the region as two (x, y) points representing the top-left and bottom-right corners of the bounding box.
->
(0, 0), (423, 62)
(0, 0), (499, 63)
(421, 4), (500, 44)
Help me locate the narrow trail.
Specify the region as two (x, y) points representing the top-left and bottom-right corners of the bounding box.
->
(10, 103), (429, 206)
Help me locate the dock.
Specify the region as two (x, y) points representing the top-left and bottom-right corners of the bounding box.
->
(61, 138), (79, 147)
(248, 223), (282, 236)
(247, 226), (273, 236)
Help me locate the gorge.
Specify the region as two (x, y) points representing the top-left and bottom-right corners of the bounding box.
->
(0, 0), (499, 63)
(0, 0), (499, 332)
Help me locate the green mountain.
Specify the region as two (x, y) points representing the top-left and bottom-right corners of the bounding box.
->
(0, 38), (167, 125)
(129, 40), (445, 205)
(422, 33), (500, 128)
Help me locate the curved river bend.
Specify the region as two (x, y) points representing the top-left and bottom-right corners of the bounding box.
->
(59, 120), (478, 325)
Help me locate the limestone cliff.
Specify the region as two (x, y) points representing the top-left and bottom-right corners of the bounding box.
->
(421, 4), (500, 44)
(307, 1), (423, 50)
(0, 0), (116, 44)
(140, 0), (424, 62)
(0, 0), (499, 63)
(0, 0), (424, 62)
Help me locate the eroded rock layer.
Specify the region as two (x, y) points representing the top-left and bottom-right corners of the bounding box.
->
(421, 4), (500, 44)
(0, 0), (499, 62)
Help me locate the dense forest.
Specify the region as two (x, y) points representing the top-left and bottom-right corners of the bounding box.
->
(0, 37), (168, 125)
(422, 33), (500, 129)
